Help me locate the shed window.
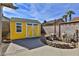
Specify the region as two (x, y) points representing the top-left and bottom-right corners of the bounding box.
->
(33, 24), (38, 26)
(27, 24), (32, 26)
(16, 22), (22, 32)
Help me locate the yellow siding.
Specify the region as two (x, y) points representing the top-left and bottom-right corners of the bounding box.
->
(33, 24), (41, 37)
(38, 24), (41, 36)
(10, 21), (41, 40)
(10, 21), (26, 40)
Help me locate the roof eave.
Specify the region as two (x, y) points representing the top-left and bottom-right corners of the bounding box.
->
(1, 3), (18, 9)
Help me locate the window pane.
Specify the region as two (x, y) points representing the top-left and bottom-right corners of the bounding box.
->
(16, 26), (22, 32)
(16, 25), (22, 32)
(33, 24), (38, 26)
(16, 22), (22, 32)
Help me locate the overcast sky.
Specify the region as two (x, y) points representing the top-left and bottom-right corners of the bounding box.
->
(3, 3), (79, 22)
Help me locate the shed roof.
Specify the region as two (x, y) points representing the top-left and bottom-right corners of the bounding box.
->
(11, 18), (41, 24)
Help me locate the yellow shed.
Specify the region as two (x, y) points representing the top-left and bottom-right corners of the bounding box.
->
(6, 18), (41, 40)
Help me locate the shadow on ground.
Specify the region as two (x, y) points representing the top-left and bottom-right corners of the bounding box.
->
(12, 38), (45, 50)
(1, 43), (9, 56)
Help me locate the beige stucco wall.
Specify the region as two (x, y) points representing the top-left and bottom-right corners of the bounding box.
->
(56, 25), (59, 37)
(60, 22), (79, 37)
(43, 22), (79, 38)
(43, 25), (59, 36)
(43, 26), (54, 34)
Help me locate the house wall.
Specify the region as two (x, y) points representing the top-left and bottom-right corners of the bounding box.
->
(2, 17), (10, 40)
(2, 21), (10, 32)
(2, 21), (10, 40)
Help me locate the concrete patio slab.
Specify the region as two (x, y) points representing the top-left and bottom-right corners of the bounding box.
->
(4, 38), (79, 56)
(4, 42), (79, 56)
(5, 43), (28, 55)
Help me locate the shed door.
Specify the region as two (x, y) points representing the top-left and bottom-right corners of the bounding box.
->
(33, 24), (39, 37)
(27, 24), (33, 37)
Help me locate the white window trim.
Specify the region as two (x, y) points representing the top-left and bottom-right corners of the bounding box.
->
(16, 22), (22, 33)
